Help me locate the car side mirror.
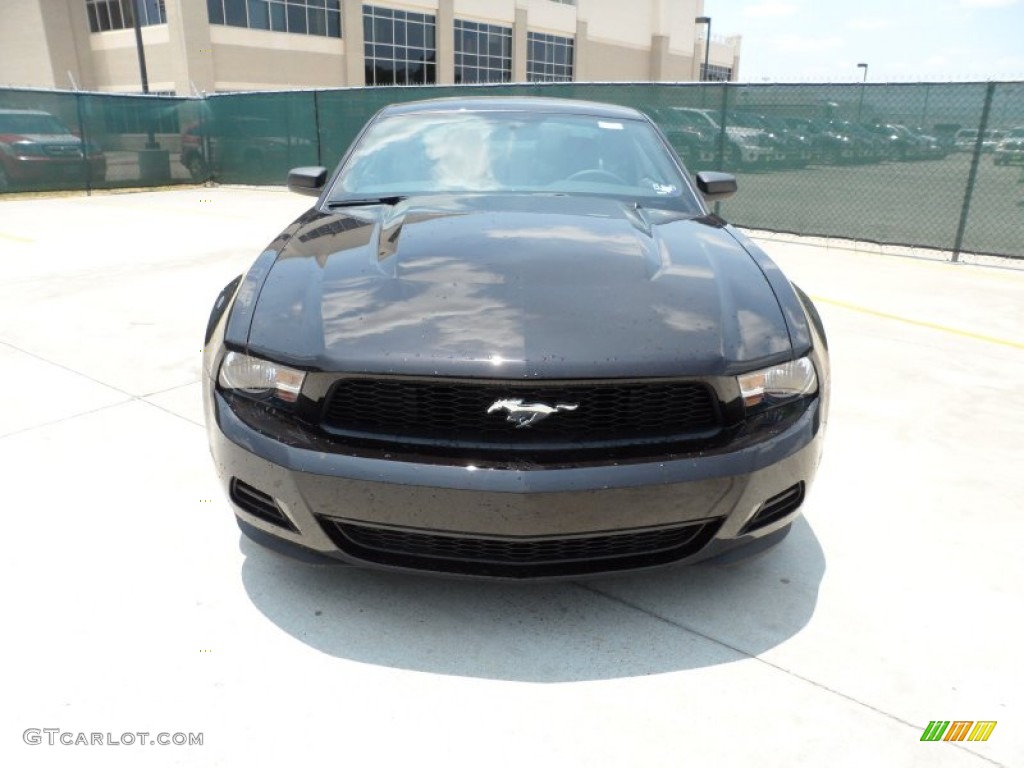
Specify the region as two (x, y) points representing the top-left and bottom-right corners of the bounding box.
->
(287, 166), (327, 197)
(695, 171), (737, 202)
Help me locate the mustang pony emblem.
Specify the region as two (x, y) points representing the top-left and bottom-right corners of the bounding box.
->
(487, 399), (579, 428)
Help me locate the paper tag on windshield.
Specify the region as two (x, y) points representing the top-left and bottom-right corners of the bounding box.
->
(598, 121), (624, 130)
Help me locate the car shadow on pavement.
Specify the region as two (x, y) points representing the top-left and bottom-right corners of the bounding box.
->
(239, 517), (824, 682)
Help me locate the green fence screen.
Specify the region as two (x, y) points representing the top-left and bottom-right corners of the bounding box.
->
(2, 82), (1022, 259)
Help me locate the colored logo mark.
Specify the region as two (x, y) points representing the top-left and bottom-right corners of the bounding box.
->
(920, 721), (997, 742)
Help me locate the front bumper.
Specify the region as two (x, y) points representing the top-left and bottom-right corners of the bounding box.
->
(205, 382), (825, 579)
(2, 155), (106, 187)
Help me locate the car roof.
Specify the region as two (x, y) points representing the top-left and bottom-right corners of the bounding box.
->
(379, 96), (646, 121)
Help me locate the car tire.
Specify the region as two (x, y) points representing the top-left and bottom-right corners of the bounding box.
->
(186, 154), (210, 181)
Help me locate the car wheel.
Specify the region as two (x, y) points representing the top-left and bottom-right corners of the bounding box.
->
(186, 154), (210, 181)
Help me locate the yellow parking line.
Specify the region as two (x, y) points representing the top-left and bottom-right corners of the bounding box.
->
(812, 296), (1024, 350)
(0, 231), (34, 243)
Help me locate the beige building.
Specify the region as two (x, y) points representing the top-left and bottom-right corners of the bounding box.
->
(2, 0), (740, 93)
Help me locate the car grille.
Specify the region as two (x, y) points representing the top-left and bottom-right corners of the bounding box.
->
(321, 518), (723, 577)
(229, 477), (297, 532)
(321, 377), (721, 456)
(739, 482), (805, 535)
(43, 144), (83, 157)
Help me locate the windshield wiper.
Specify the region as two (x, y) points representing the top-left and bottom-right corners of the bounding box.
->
(326, 196), (406, 208)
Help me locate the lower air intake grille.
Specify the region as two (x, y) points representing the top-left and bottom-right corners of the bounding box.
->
(320, 518), (723, 578)
(740, 482), (805, 534)
(229, 478), (297, 532)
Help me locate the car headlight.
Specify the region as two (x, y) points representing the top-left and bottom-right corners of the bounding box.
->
(217, 351), (305, 403)
(12, 141), (46, 157)
(737, 357), (817, 410)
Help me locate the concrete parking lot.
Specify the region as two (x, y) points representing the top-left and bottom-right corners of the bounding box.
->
(1, 187), (1021, 767)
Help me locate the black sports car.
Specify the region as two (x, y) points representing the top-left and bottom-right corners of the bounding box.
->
(203, 97), (829, 579)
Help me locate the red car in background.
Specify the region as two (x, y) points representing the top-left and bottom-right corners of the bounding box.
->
(0, 109), (106, 191)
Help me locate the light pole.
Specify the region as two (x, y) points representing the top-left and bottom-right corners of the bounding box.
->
(696, 17), (712, 81)
(856, 62), (868, 120)
(130, 0), (159, 149)
(131, 0), (170, 180)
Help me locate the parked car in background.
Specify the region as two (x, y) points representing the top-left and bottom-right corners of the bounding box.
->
(642, 106), (717, 168)
(180, 115), (311, 181)
(0, 109), (106, 191)
(202, 97), (830, 579)
(784, 117), (857, 165)
(824, 121), (890, 163)
(954, 128), (1005, 153)
(731, 112), (814, 168)
(671, 107), (783, 168)
(954, 128), (979, 151)
(866, 123), (945, 161)
(994, 127), (1024, 166)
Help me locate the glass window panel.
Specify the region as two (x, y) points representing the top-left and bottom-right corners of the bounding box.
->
(308, 7), (326, 35)
(97, 3), (111, 30)
(248, 0), (269, 29)
(87, 4), (100, 32)
(207, 0), (225, 24)
(224, 0), (246, 26)
(407, 22), (423, 47)
(270, 2), (286, 30)
(286, 2), (306, 32)
(327, 9), (341, 37)
(374, 17), (393, 43)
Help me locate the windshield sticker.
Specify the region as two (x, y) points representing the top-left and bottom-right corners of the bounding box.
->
(653, 183), (678, 195)
(598, 121), (624, 130)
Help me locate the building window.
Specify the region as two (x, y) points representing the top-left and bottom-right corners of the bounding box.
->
(526, 32), (574, 82)
(548, 0), (577, 5)
(454, 20), (511, 84)
(86, 0), (166, 32)
(206, 0), (342, 38)
(700, 64), (733, 82)
(363, 5), (436, 86)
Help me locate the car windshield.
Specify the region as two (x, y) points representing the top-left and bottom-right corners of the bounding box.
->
(328, 110), (699, 211)
(0, 112), (69, 135)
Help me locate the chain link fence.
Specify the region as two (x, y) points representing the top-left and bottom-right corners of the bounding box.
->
(2, 82), (1022, 259)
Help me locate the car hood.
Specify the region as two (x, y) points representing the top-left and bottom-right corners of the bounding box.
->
(0, 132), (82, 144)
(244, 194), (793, 378)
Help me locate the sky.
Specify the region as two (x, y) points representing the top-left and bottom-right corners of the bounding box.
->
(707, 0), (1024, 83)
